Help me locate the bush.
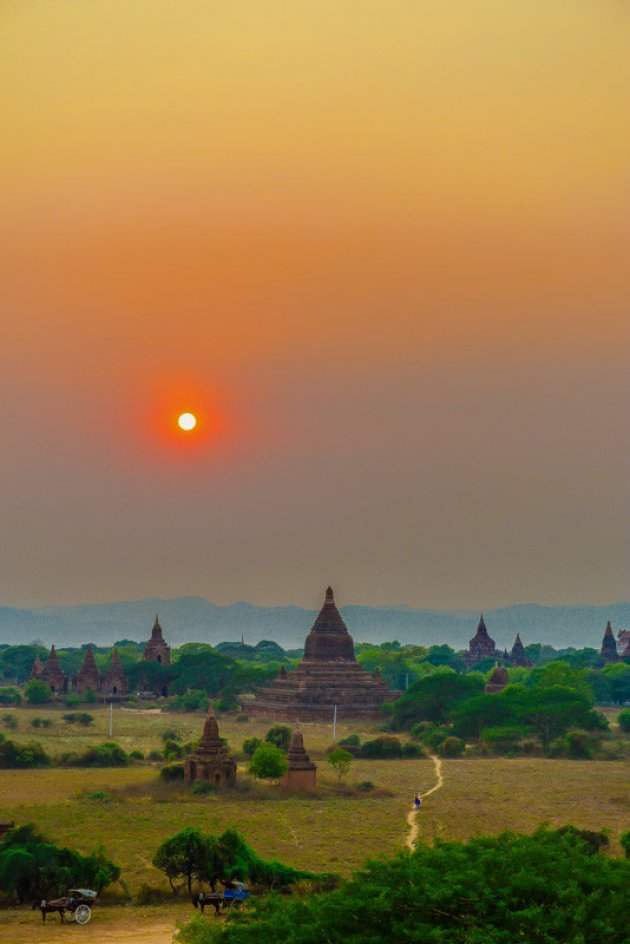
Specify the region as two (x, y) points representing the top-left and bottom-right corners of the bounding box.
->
(65, 693), (81, 707)
(0, 687), (22, 706)
(24, 679), (52, 705)
(87, 790), (111, 802)
(161, 729), (182, 743)
(480, 725), (531, 754)
(360, 736), (403, 759)
(0, 824), (120, 901)
(437, 736), (465, 757)
(163, 739), (184, 760)
(129, 749), (144, 760)
(59, 741), (128, 767)
(62, 712), (94, 727)
(169, 690), (210, 712)
(621, 830), (630, 859)
(85, 687), (98, 704)
(617, 708), (630, 733)
(1, 714), (18, 730)
(249, 742), (288, 782)
(191, 780), (216, 796)
(357, 781), (375, 792)
(0, 733), (50, 768)
(149, 749), (164, 761)
(549, 730), (599, 760)
(265, 725), (292, 752)
(159, 763), (185, 782)
(242, 736), (262, 757)
(402, 742), (423, 758)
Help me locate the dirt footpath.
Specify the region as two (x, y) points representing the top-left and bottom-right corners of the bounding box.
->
(0, 902), (193, 944)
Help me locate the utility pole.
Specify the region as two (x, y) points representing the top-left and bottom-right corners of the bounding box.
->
(333, 704), (337, 740)
(109, 701), (113, 739)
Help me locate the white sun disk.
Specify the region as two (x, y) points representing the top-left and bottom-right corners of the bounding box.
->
(178, 412), (197, 431)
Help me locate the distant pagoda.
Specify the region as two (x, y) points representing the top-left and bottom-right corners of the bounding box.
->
(102, 649), (128, 697)
(73, 647), (101, 696)
(484, 663), (509, 694)
(599, 621), (619, 663)
(32, 645), (67, 695)
(509, 633), (531, 668)
(248, 587), (393, 721)
(464, 614), (502, 667)
(280, 728), (317, 790)
(143, 615), (171, 665)
(184, 706), (236, 787)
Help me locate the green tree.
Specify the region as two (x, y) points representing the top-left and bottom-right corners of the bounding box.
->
(617, 708), (630, 733)
(264, 725), (292, 752)
(391, 667), (484, 728)
(177, 826), (630, 944)
(621, 830), (630, 859)
(327, 748), (353, 781)
(24, 679), (52, 705)
(153, 827), (221, 895)
(249, 742), (288, 783)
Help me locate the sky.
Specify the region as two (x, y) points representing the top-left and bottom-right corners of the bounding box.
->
(1, 1), (628, 611)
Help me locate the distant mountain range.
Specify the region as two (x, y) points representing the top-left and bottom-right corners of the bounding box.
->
(0, 597), (628, 651)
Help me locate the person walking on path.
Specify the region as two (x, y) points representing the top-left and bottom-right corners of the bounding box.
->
(414, 793), (421, 811)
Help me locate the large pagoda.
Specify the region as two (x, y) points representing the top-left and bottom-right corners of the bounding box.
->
(464, 614), (502, 667)
(248, 587), (393, 721)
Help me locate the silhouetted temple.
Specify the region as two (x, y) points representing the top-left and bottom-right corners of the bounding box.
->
(599, 621), (619, 663)
(248, 587), (393, 720)
(143, 615), (171, 665)
(617, 629), (630, 658)
(464, 614), (502, 667)
(509, 633), (531, 668)
(184, 706), (236, 787)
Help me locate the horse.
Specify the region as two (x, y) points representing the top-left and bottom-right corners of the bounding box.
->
(192, 891), (224, 915)
(32, 899), (68, 923)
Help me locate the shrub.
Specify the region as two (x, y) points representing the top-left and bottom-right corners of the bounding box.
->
(59, 741), (128, 767)
(265, 725), (292, 752)
(1, 714), (18, 730)
(0, 733), (50, 768)
(236, 713), (249, 722)
(621, 830), (630, 859)
(617, 708), (630, 733)
(410, 721), (437, 740)
(549, 730), (599, 760)
(159, 763), (185, 782)
(402, 742), (423, 758)
(129, 749), (144, 760)
(480, 725), (531, 754)
(0, 687), (22, 706)
(163, 739), (184, 760)
(191, 780), (217, 796)
(242, 736), (262, 757)
(249, 742), (288, 782)
(438, 736), (465, 757)
(357, 781), (375, 792)
(24, 679), (52, 705)
(360, 736), (403, 759)
(62, 712), (94, 727)
(161, 729), (182, 743)
(170, 690), (210, 712)
(87, 790), (111, 802)
(65, 693), (81, 707)
(85, 688), (98, 704)
(148, 749), (164, 761)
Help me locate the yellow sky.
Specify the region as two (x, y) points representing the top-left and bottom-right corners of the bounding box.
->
(0, 2), (628, 608)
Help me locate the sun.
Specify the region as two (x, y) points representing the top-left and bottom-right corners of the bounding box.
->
(177, 412), (197, 431)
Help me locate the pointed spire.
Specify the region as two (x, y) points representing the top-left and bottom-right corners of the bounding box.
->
(303, 587), (356, 662)
(325, 586), (334, 602)
(600, 621), (619, 661)
(111, 648), (121, 668)
(31, 654), (44, 677)
(47, 645), (61, 667)
(81, 647), (97, 670)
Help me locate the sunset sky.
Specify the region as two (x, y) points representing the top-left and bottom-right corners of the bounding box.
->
(1, 1), (628, 610)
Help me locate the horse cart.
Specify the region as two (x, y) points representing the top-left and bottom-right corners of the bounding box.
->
(35, 888), (98, 924)
(192, 880), (249, 915)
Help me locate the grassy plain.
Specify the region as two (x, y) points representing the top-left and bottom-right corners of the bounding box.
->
(0, 705), (628, 942)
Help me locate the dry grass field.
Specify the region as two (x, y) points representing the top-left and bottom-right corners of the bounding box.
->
(0, 704), (628, 942)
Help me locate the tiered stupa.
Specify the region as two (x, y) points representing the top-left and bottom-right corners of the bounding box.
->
(73, 647), (101, 696)
(599, 622), (619, 663)
(184, 706), (236, 787)
(34, 646), (67, 695)
(464, 614), (502, 667)
(484, 663), (509, 694)
(509, 633), (531, 668)
(280, 728), (317, 790)
(102, 649), (128, 697)
(248, 587), (393, 721)
(30, 655), (44, 678)
(143, 616), (171, 665)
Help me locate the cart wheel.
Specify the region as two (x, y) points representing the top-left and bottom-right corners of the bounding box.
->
(74, 905), (92, 925)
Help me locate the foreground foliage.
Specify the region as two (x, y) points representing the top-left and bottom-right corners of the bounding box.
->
(177, 827), (630, 944)
(0, 824), (120, 901)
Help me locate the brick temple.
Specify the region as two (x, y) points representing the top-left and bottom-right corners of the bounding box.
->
(73, 647), (101, 696)
(509, 633), (531, 668)
(184, 706), (236, 787)
(143, 615), (171, 665)
(30, 645), (68, 695)
(102, 649), (128, 697)
(279, 728), (317, 790)
(248, 587), (393, 721)
(464, 614), (502, 667)
(599, 621), (619, 663)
